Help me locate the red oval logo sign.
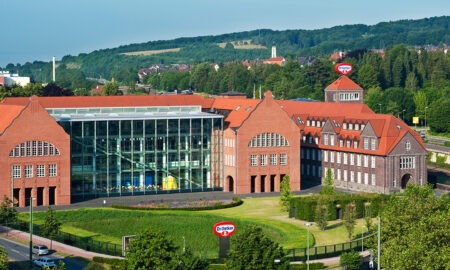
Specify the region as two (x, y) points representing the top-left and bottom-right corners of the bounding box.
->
(213, 221), (236, 237)
(335, 63), (353, 75)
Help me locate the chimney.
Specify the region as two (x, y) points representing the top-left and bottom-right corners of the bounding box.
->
(52, 56), (56, 81)
(271, 46), (277, 58)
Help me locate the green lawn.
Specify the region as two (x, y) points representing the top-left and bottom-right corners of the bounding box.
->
(22, 196), (368, 258)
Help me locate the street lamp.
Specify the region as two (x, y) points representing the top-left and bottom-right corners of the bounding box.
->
(378, 104), (382, 114)
(402, 109), (406, 122)
(304, 222), (313, 270)
(29, 197), (35, 267)
(425, 106), (428, 130)
(377, 216), (381, 270)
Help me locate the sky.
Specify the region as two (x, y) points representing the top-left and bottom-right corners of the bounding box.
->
(0, 0), (448, 67)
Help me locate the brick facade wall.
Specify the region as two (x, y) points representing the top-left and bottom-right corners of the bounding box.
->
(0, 97), (71, 207)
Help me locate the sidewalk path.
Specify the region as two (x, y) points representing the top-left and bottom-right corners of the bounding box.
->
(0, 225), (121, 260)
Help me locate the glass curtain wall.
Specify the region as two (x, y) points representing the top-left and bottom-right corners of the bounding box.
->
(59, 117), (223, 200)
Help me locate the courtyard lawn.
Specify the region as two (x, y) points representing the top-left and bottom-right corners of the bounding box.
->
(22, 196), (368, 258)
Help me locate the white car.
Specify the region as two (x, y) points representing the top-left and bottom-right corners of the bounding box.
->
(32, 244), (50, 255)
(33, 257), (56, 268)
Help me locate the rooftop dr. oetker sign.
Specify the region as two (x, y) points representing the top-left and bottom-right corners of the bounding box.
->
(335, 63), (353, 75)
(213, 221), (236, 237)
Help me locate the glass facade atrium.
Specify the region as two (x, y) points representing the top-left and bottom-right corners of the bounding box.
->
(48, 106), (223, 201)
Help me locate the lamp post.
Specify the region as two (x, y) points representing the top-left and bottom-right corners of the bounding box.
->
(304, 222), (313, 270)
(402, 109), (406, 122)
(377, 216), (381, 270)
(425, 106), (428, 130)
(29, 196), (35, 267)
(378, 103), (382, 114)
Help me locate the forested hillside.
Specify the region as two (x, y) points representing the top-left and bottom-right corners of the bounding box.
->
(2, 16), (449, 85)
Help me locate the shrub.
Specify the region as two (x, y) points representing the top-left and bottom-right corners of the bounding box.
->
(340, 251), (361, 270)
(289, 262), (326, 270)
(290, 194), (388, 221)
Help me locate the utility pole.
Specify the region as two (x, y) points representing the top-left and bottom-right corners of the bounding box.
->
(377, 216), (381, 270)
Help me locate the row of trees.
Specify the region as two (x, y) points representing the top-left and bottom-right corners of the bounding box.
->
(143, 46), (450, 131)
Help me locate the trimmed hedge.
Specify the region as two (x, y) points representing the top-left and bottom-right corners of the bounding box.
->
(111, 197), (243, 211)
(290, 193), (389, 221)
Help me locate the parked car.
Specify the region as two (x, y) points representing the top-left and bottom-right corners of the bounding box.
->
(33, 257), (56, 268)
(32, 244), (49, 255)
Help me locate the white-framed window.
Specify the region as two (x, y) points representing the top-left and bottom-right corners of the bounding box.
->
(280, 154), (287, 165)
(346, 140), (351, 148)
(12, 165), (21, 179)
(270, 154), (277, 165)
(49, 164), (57, 177)
(364, 155), (369, 167)
(260, 154), (267, 166)
(371, 156), (376, 168)
(344, 170), (348, 182)
(357, 155), (361, 166)
(324, 150), (328, 162)
(330, 151), (335, 163)
(315, 137), (319, 144)
(371, 138), (377, 150)
(357, 172), (362, 184)
(350, 171), (355, 182)
(25, 165), (33, 178)
(323, 134), (329, 145)
(354, 141), (358, 149)
(363, 138), (369, 149)
(371, 174), (376, 186)
(37, 165), (45, 177)
(406, 141), (411, 151)
(250, 155), (258, 167)
(302, 135), (306, 143)
(339, 139), (344, 147)
(308, 136), (312, 144)
(337, 152), (341, 164)
(364, 173), (369, 185)
(350, 154), (355, 165)
(330, 135), (335, 146)
(400, 156), (416, 169)
(343, 153), (348, 164)
(337, 169), (341, 180)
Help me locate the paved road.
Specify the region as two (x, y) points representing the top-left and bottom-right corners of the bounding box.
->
(0, 237), (87, 270)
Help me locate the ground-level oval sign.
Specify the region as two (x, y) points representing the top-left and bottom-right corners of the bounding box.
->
(335, 63), (353, 75)
(213, 221), (236, 237)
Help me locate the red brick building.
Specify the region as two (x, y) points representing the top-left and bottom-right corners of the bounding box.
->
(0, 96), (71, 207)
(0, 77), (428, 206)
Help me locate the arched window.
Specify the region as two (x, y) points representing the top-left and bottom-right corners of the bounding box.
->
(248, 132), (290, 148)
(9, 140), (60, 157)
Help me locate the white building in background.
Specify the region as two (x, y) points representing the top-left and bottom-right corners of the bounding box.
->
(0, 71), (30, 87)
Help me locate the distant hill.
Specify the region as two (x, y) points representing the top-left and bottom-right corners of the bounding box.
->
(6, 16), (450, 84)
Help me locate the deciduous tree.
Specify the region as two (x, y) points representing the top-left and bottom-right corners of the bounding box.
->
(375, 184), (450, 270)
(42, 207), (62, 250)
(226, 225), (288, 270)
(279, 175), (291, 212)
(343, 202), (356, 241)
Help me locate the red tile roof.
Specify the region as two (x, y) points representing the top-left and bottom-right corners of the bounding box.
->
(1, 93), (425, 156)
(0, 104), (25, 134)
(2, 94), (211, 108)
(210, 97), (261, 128)
(325, 75), (363, 91)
